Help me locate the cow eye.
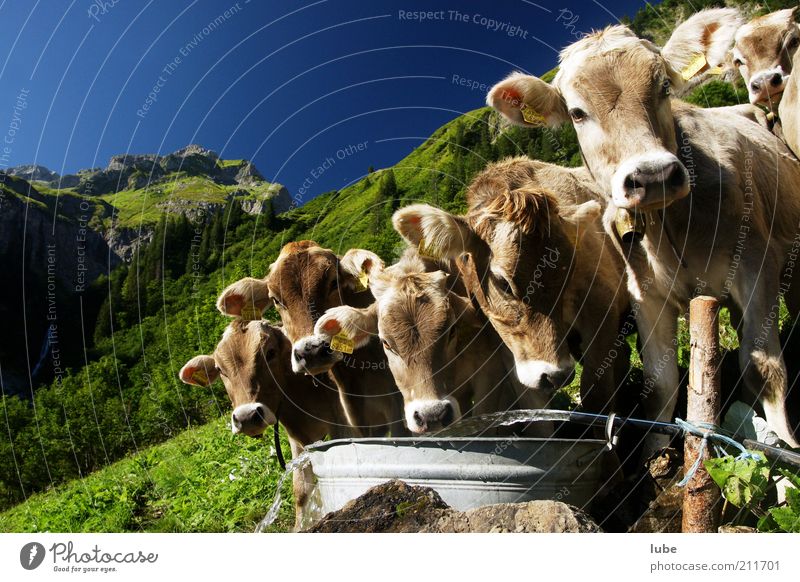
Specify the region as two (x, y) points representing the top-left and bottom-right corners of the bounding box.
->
(272, 296), (285, 309)
(661, 79), (671, 97)
(568, 108), (587, 122)
(494, 275), (514, 297)
(329, 278), (339, 293)
(733, 57), (744, 67)
(215, 366), (227, 378)
(448, 325), (457, 341)
(381, 338), (397, 355)
(788, 37), (799, 51)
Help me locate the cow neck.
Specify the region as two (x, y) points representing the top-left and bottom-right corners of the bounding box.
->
(653, 208), (689, 270)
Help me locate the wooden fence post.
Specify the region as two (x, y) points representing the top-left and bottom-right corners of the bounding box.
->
(682, 295), (722, 533)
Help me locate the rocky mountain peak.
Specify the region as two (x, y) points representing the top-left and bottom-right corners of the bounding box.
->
(5, 164), (60, 183)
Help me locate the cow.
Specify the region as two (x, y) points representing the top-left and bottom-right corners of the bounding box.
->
(485, 8), (800, 451)
(390, 157), (630, 425)
(216, 241), (406, 437)
(733, 7), (800, 156)
(179, 319), (352, 529)
(312, 247), (524, 433)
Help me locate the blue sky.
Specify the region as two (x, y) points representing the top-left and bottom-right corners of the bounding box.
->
(0, 0), (649, 203)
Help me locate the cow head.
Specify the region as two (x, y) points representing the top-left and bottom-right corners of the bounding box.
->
(179, 320), (292, 437)
(734, 8), (799, 108)
(393, 185), (600, 394)
(487, 8), (742, 210)
(315, 259), (462, 433)
(216, 241), (383, 374)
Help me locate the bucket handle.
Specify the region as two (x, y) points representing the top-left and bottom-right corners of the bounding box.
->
(575, 412), (619, 467)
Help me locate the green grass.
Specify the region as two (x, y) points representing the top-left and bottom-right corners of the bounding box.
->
(217, 159), (245, 168)
(0, 418), (295, 533)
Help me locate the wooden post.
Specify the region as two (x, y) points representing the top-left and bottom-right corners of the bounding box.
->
(682, 296), (722, 533)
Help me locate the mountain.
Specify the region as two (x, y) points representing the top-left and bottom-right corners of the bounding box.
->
(5, 164), (60, 183)
(0, 145), (291, 404)
(4, 145), (291, 261)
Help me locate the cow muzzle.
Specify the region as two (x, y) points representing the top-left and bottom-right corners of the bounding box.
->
(291, 334), (343, 375)
(231, 403), (275, 437)
(404, 398), (459, 434)
(612, 153), (689, 209)
(748, 67), (786, 106)
(515, 359), (575, 391)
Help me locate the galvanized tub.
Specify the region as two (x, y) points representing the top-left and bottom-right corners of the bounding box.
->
(306, 435), (611, 515)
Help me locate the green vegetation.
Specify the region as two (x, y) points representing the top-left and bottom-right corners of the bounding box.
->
(0, 419), (293, 533)
(705, 453), (800, 532)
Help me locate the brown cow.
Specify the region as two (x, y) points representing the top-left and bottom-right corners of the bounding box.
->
(486, 8), (800, 450)
(733, 7), (800, 155)
(217, 242), (406, 437)
(179, 320), (352, 529)
(312, 248), (524, 433)
(392, 157), (630, 420)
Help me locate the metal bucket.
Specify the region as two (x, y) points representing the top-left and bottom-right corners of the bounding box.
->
(306, 436), (611, 516)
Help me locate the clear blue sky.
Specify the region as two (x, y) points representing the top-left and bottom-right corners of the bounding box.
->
(0, 0), (650, 203)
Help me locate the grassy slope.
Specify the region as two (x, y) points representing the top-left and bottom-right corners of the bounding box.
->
(0, 418), (294, 533)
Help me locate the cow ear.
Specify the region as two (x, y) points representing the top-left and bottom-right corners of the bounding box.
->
(487, 72), (568, 127)
(314, 305), (377, 349)
(217, 277), (272, 319)
(427, 270), (450, 294)
(457, 252), (487, 308)
(339, 249), (384, 291)
(393, 204), (481, 260)
(179, 355), (219, 387)
(661, 8), (742, 84)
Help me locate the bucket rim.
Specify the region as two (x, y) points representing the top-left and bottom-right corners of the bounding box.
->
(306, 435), (609, 452)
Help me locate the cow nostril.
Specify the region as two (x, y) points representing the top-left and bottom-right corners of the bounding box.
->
(539, 373), (556, 391)
(440, 403), (455, 427)
(751, 79), (762, 92)
(253, 405), (266, 423)
(412, 410), (426, 431)
(293, 348), (303, 361)
(770, 73), (783, 87)
(664, 162), (684, 187)
(623, 174), (643, 192)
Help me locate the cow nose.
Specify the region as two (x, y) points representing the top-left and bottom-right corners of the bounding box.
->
(622, 160), (683, 203)
(292, 347), (304, 362)
(408, 400), (456, 433)
(540, 367), (575, 390)
(232, 403), (269, 436)
(751, 78), (762, 92)
(770, 72), (783, 87)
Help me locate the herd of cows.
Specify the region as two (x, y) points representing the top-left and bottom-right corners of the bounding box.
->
(178, 8), (800, 528)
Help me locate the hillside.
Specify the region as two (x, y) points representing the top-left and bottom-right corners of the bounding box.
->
(2, 0), (795, 532)
(0, 418), (294, 533)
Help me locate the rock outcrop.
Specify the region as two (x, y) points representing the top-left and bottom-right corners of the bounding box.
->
(306, 480), (602, 533)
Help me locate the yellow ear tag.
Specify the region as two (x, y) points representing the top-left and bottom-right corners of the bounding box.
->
(520, 103), (546, 126)
(418, 239), (441, 259)
(330, 333), (354, 354)
(681, 53), (707, 81)
(353, 270), (370, 293)
(191, 369), (209, 386)
(239, 304), (261, 321)
(707, 66), (724, 76)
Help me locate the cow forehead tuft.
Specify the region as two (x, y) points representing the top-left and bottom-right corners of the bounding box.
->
(559, 25), (646, 66)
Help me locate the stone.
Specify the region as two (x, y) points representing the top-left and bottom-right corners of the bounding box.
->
(305, 479), (602, 533)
